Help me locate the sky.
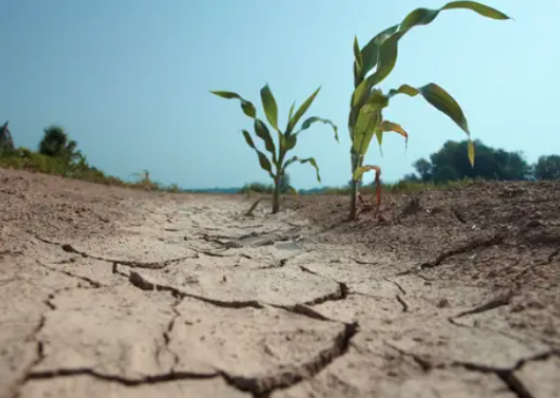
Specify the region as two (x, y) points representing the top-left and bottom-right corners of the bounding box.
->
(2, 0), (559, 189)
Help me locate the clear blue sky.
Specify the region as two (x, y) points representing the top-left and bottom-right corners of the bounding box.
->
(1, 0), (558, 189)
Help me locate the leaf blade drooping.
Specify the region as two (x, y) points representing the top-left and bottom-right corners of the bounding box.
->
(357, 1), (511, 95)
(283, 156), (321, 183)
(210, 91), (257, 118)
(254, 118), (277, 165)
(387, 82), (475, 166)
(299, 116), (339, 142)
(241, 130), (274, 178)
(379, 120), (409, 146)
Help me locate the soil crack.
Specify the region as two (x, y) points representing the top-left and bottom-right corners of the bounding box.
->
(37, 262), (104, 288)
(220, 322), (359, 398)
(386, 344), (558, 398)
(452, 291), (514, 319)
(25, 368), (218, 385)
(298, 265), (349, 306)
(422, 234), (505, 270)
(34, 235), (192, 270)
(128, 271), (264, 309)
(396, 294), (409, 312)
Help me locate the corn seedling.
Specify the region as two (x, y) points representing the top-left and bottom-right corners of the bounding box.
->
(211, 84), (338, 213)
(347, 1), (511, 220)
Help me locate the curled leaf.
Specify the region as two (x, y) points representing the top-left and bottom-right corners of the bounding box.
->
(241, 130), (274, 178)
(254, 119), (277, 164)
(299, 116), (339, 142)
(388, 83), (470, 144)
(211, 91), (256, 118)
(283, 156), (321, 183)
(353, 165), (382, 207)
(379, 120), (409, 148)
(360, 1), (511, 95)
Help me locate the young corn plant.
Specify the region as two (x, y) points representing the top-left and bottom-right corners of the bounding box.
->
(211, 85), (338, 214)
(348, 1), (511, 220)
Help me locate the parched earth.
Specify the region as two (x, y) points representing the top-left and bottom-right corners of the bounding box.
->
(1, 168), (559, 398)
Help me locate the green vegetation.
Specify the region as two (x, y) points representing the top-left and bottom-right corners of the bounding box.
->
(346, 1), (511, 220)
(211, 84), (338, 213)
(534, 155), (560, 181)
(239, 173), (292, 195)
(405, 139), (560, 183)
(6, 2), (560, 208)
(0, 122), (181, 192)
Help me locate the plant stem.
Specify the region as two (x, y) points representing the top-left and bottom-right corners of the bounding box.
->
(272, 176), (281, 214)
(349, 151), (360, 221)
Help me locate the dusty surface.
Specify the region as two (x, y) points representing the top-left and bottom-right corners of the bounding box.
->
(1, 168), (559, 398)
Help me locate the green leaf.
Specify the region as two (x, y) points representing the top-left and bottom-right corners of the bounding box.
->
(288, 185), (300, 200)
(398, 2), (510, 33)
(387, 84), (419, 98)
(375, 129), (384, 156)
(388, 83), (470, 135)
(288, 102), (295, 122)
(210, 90), (257, 118)
(388, 82), (475, 166)
(353, 36), (363, 72)
(362, 1), (511, 90)
(254, 119), (277, 164)
(287, 87), (321, 135)
(359, 24), (399, 78)
(419, 83), (470, 135)
(260, 84), (279, 131)
(352, 90), (389, 155)
(364, 29), (407, 89)
(284, 134), (298, 151)
(241, 130), (274, 178)
(299, 116), (339, 142)
(468, 139), (475, 166)
(442, 1), (511, 20)
(283, 156), (321, 183)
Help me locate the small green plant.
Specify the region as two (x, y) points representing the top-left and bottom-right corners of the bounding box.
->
(211, 84), (338, 213)
(131, 169), (160, 190)
(347, 1), (511, 220)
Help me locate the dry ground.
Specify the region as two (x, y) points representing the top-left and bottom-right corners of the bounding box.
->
(1, 168), (558, 398)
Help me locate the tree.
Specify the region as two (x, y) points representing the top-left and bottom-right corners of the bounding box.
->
(38, 125), (82, 175)
(0, 121), (15, 154)
(413, 158), (432, 182)
(345, 1), (511, 220)
(534, 155), (560, 180)
(39, 125), (77, 158)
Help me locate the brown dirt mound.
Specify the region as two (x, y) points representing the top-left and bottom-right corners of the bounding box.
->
(299, 181), (560, 290)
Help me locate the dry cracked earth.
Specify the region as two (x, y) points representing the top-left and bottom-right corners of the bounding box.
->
(1, 168), (559, 398)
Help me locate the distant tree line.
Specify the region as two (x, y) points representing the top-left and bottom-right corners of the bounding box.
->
(0, 122), (181, 191)
(403, 139), (560, 183)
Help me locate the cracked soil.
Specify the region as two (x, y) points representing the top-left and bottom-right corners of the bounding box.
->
(1, 169), (559, 398)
